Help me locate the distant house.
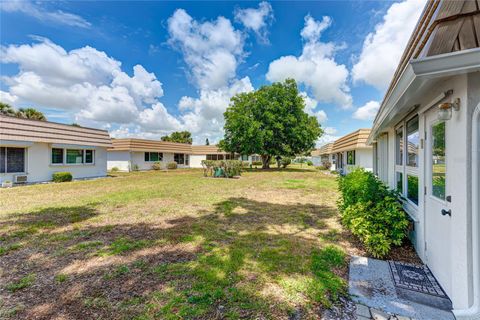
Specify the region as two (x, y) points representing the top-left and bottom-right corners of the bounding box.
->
(107, 138), (193, 171)
(0, 115), (111, 184)
(332, 129), (372, 174)
(311, 143), (336, 170)
(368, 0), (480, 317)
(190, 145), (238, 168)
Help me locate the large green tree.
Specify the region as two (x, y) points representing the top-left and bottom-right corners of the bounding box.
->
(0, 102), (17, 117)
(161, 131), (193, 144)
(221, 79), (323, 168)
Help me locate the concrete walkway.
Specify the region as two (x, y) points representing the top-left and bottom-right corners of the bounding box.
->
(349, 256), (455, 320)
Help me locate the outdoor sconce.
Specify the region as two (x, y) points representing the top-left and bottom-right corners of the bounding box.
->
(437, 98), (460, 121)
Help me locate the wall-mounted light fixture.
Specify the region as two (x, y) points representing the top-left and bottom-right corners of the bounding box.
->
(438, 98), (460, 121)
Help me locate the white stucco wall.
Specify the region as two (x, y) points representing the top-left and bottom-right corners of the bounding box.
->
(356, 148), (373, 171)
(129, 151), (189, 170)
(1, 142), (108, 183)
(107, 151), (131, 171)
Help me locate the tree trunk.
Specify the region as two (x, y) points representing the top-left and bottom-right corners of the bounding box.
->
(261, 155), (271, 169)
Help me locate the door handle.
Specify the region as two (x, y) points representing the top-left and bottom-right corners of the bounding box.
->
(441, 209), (452, 217)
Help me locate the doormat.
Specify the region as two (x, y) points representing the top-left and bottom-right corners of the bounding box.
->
(388, 261), (448, 298)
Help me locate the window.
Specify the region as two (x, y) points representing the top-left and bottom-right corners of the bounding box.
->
(347, 150), (355, 165)
(407, 175), (419, 205)
(52, 148), (64, 164)
(395, 115), (420, 208)
(85, 150), (95, 164)
(144, 152), (163, 162)
(251, 155), (261, 162)
(431, 121), (446, 200)
(241, 155), (248, 161)
(0, 147), (25, 173)
(396, 172), (403, 193)
(395, 127), (403, 165)
(406, 116), (419, 167)
(66, 149), (84, 164)
(174, 153), (185, 165)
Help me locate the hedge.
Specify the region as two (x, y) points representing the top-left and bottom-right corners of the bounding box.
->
(52, 172), (73, 183)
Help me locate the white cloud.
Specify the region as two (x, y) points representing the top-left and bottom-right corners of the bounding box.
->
(266, 15), (352, 108)
(324, 127), (337, 135)
(167, 9), (244, 90)
(1, 0), (91, 28)
(300, 92), (327, 123)
(138, 102), (182, 132)
(352, 0), (426, 90)
(0, 90), (18, 105)
(353, 100), (380, 120)
(235, 2), (274, 44)
(0, 38), (170, 127)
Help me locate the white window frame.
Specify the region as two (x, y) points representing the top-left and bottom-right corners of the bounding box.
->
(1, 147), (27, 174)
(50, 147), (95, 166)
(395, 114), (420, 210)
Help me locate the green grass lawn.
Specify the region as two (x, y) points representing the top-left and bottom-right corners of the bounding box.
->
(0, 168), (359, 319)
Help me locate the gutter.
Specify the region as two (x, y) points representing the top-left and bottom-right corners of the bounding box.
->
(368, 48), (480, 144)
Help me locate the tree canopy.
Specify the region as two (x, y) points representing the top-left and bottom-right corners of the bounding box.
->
(205, 138), (210, 145)
(161, 131), (193, 144)
(220, 79), (322, 168)
(0, 102), (47, 121)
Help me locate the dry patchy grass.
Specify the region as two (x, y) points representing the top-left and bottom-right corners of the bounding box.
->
(1, 168), (362, 319)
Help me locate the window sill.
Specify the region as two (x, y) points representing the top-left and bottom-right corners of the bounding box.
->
(50, 163), (95, 167)
(401, 199), (419, 222)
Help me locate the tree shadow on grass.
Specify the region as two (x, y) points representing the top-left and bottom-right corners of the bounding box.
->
(0, 198), (346, 319)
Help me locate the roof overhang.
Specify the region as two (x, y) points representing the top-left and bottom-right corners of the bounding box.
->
(368, 48), (480, 144)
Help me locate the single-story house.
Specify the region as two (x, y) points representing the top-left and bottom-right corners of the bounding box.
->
(190, 145), (238, 168)
(0, 115), (111, 183)
(311, 143), (336, 170)
(332, 129), (372, 174)
(107, 138), (193, 171)
(368, 0), (480, 317)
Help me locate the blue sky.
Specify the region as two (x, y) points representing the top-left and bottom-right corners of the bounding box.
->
(0, 0), (425, 145)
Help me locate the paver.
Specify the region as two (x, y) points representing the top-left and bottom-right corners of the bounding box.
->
(370, 308), (390, 320)
(355, 303), (371, 318)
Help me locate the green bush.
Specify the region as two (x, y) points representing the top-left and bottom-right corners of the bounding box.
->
(151, 162), (162, 170)
(307, 160), (313, 166)
(52, 172), (72, 183)
(280, 157), (292, 168)
(110, 167), (119, 172)
(131, 164), (139, 171)
(321, 161), (332, 170)
(167, 162), (178, 170)
(251, 161), (262, 167)
(201, 160), (242, 178)
(338, 168), (409, 258)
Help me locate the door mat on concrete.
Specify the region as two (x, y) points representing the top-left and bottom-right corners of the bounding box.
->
(388, 261), (447, 298)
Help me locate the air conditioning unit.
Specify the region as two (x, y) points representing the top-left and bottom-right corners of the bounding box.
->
(14, 175), (28, 184)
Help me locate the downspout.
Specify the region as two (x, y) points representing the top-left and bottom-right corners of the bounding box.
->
(453, 103), (480, 320)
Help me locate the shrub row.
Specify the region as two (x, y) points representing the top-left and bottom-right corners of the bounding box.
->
(52, 172), (72, 182)
(337, 168), (409, 258)
(202, 160), (242, 178)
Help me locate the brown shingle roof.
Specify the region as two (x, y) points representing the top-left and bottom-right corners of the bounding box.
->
(0, 115), (112, 147)
(332, 129), (372, 153)
(311, 143), (333, 156)
(109, 138), (192, 153)
(191, 145), (229, 155)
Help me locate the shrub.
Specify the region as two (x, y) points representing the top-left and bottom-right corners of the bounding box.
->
(110, 167), (119, 172)
(201, 160), (242, 178)
(337, 168), (409, 258)
(280, 157), (291, 168)
(251, 161), (262, 167)
(131, 164), (139, 171)
(321, 161), (332, 170)
(167, 162), (177, 170)
(307, 160), (313, 166)
(151, 162), (162, 170)
(52, 172), (72, 183)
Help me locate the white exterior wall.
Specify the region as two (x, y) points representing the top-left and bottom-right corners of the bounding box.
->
(107, 151), (131, 171)
(1, 142), (108, 183)
(190, 155), (206, 168)
(355, 148), (373, 171)
(375, 73), (479, 311)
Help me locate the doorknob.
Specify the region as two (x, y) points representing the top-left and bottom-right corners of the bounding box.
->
(441, 209), (452, 217)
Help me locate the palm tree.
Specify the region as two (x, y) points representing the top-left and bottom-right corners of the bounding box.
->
(0, 102), (17, 116)
(16, 108), (47, 121)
